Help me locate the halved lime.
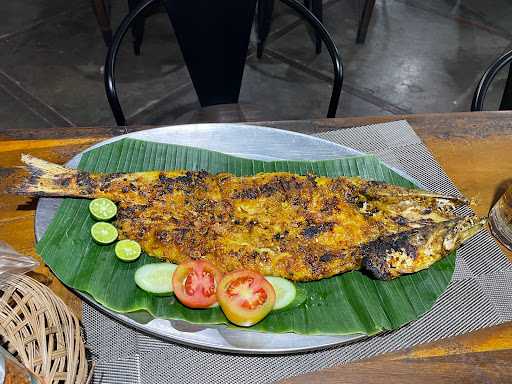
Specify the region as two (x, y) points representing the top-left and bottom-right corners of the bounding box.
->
(89, 198), (117, 221)
(90, 222), (118, 244)
(115, 239), (141, 262)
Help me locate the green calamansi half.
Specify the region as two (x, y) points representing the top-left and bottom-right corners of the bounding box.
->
(89, 198), (117, 221)
(115, 239), (141, 262)
(90, 222), (118, 244)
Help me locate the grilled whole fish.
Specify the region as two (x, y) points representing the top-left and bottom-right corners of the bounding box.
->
(15, 154), (485, 281)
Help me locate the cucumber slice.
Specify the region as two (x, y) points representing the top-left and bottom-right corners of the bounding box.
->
(286, 286), (307, 310)
(265, 276), (297, 310)
(134, 263), (178, 295)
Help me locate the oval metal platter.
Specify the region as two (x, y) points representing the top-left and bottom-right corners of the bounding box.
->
(35, 123), (417, 354)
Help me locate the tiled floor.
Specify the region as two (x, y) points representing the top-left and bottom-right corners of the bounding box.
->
(0, 0), (511, 130)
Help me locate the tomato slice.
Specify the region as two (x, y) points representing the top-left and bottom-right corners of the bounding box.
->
(172, 260), (222, 309)
(217, 270), (276, 327)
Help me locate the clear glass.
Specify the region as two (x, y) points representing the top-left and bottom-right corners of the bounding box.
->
(489, 186), (512, 251)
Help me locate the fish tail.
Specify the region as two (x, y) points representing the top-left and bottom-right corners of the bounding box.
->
(11, 154), (96, 198)
(361, 215), (486, 280)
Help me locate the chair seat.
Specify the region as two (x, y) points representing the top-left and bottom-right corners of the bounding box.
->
(173, 103), (271, 124)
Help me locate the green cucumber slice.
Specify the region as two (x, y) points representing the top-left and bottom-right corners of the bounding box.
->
(286, 286), (307, 310)
(134, 263), (178, 295)
(265, 276), (297, 310)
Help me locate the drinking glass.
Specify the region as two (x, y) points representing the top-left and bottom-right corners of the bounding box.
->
(489, 185), (512, 251)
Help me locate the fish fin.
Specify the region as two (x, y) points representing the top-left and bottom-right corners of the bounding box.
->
(358, 179), (468, 207)
(10, 154), (84, 197)
(361, 215), (486, 280)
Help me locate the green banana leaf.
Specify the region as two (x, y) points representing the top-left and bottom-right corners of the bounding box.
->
(36, 138), (455, 335)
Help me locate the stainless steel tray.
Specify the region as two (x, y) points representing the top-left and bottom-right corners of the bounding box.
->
(34, 123), (412, 354)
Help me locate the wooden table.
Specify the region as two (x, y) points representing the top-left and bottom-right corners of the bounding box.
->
(1, 111), (511, 383)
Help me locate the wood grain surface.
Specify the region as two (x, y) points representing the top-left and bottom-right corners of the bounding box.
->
(0, 111), (511, 382)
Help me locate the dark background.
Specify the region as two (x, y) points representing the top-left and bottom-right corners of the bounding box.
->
(0, 0), (510, 129)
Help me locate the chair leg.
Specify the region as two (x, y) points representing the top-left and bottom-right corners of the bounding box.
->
(256, 0), (275, 59)
(105, 0), (164, 126)
(279, 0), (342, 117)
(499, 63), (512, 110)
(356, 0), (376, 44)
(128, 0), (146, 55)
(91, 0), (113, 47)
(311, 0), (322, 54)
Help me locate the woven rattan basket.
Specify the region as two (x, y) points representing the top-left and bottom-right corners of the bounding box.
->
(0, 274), (89, 383)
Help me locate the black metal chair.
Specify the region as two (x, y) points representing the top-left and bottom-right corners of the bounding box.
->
(104, 0), (343, 127)
(92, 0), (161, 55)
(471, 49), (512, 111)
(256, 0), (376, 58)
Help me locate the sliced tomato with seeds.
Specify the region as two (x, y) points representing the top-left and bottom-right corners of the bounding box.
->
(172, 260), (222, 309)
(217, 270), (276, 326)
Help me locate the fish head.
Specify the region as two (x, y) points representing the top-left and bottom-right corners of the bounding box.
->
(361, 216), (486, 280)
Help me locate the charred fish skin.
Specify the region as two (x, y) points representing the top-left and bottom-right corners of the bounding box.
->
(361, 216), (486, 280)
(13, 154), (484, 282)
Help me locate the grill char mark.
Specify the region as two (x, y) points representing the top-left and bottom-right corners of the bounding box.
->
(76, 171), (97, 195)
(232, 176), (313, 200)
(361, 231), (418, 280)
(302, 222), (335, 238)
(157, 171), (209, 195)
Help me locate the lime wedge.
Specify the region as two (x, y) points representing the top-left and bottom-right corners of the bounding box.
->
(89, 198), (117, 221)
(115, 239), (141, 262)
(91, 222), (118, 244)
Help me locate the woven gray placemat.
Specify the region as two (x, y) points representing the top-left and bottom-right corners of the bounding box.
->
(83, 120), (511, 384)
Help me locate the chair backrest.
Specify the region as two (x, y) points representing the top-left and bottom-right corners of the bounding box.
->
(104, 0), (343, 126)
(471, 50), (512, 111)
